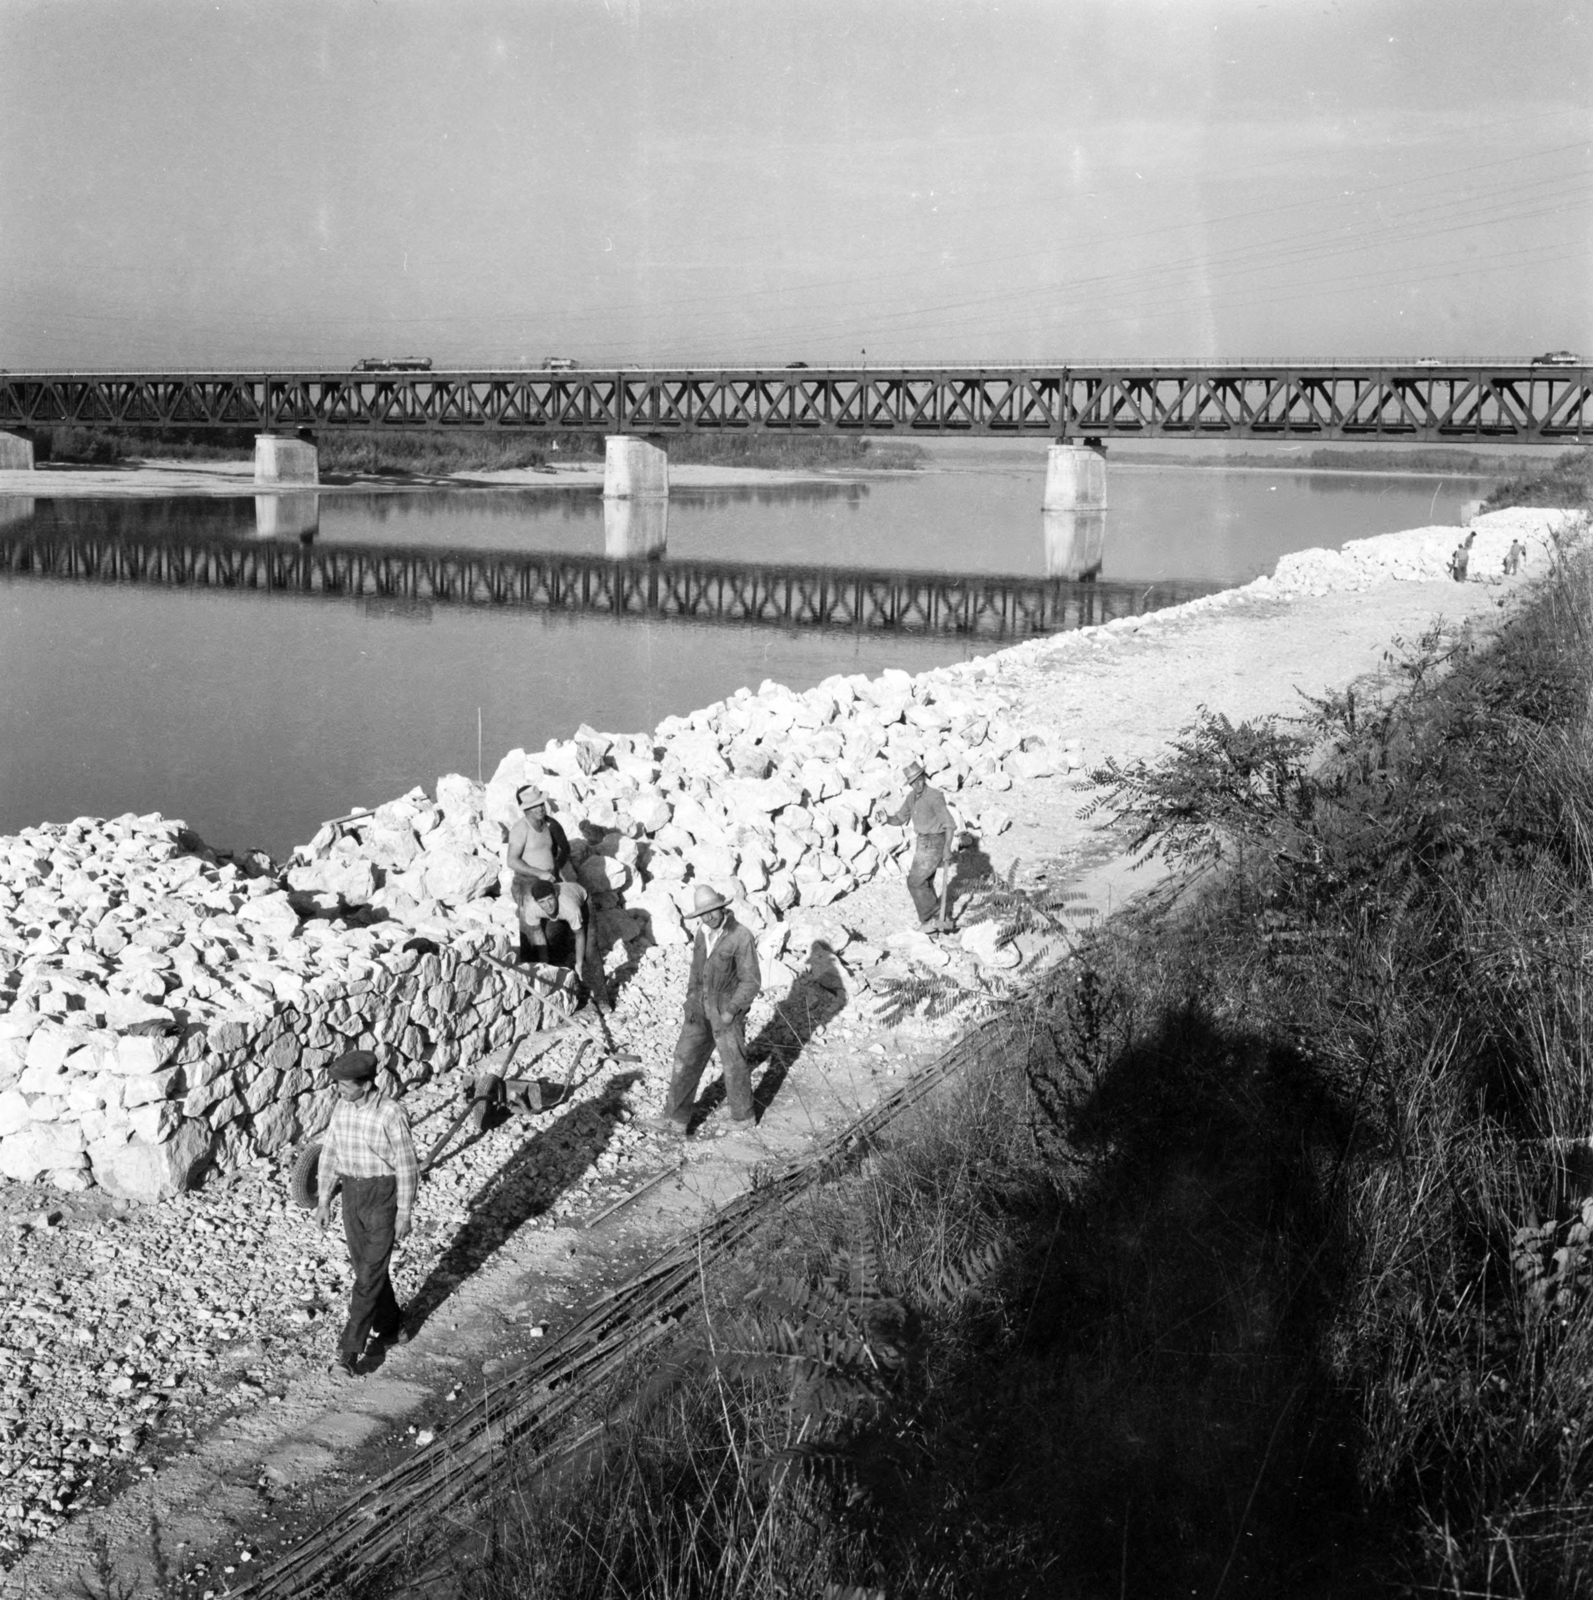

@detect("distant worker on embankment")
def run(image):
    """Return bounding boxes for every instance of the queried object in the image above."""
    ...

[879,760,958,934]
[653,885,762,1137]
[1448,530,1477,582]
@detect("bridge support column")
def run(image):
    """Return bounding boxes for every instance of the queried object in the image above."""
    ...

[0,432,35,471]
[254,492,321,541]
[254,435,319,486]
[603,435,668,501]
[604,497,669,560]
[1042,441,1107,579]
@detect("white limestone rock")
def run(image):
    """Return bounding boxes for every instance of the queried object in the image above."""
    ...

[422,850,498,905]
[0,1123,87,1183]
[91,1119,213,1202]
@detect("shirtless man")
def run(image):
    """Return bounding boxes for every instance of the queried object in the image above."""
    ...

[505,785,575,886]
[505,786,577,961]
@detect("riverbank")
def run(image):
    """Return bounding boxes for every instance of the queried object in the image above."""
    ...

[0,506,1576,1593]
[29,428,926,480]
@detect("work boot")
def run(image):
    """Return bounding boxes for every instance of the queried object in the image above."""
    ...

[646,1112,690,1138]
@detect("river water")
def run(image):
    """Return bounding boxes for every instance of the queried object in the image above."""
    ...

[1,450,1488,857]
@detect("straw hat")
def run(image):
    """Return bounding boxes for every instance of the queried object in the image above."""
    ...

[904,762,927,784]
[683,884,730,918]
[516,785,547,808]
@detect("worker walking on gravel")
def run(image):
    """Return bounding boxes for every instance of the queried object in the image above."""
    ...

[315,1049,419,1380]
[653,885,762,1137]
[880,761,957,932]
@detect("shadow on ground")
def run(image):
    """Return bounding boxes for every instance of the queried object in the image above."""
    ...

[397,1071,641,1334]
[841,999,1372,1599]
[685,944,850,1127]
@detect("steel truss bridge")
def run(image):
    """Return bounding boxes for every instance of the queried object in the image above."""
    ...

[0,516,1216,639]
[2,363,1589,442]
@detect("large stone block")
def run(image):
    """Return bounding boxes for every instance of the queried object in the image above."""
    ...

[250,1101,301,1154]
[0,1089,33,1138]
[129,1101,181,1142]
[24,1022,80,1076]
[0,1123,86,1182]
[93,1119,214,1201]
[423,849,497,904]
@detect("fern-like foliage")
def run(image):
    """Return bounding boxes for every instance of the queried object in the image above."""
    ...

[1081,705,1317,871]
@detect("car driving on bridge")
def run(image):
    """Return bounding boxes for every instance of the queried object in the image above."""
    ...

[353,356,434,372]
[1531,350,1580,367]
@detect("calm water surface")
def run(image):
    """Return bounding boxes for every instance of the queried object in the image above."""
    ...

[1,453,1487,856]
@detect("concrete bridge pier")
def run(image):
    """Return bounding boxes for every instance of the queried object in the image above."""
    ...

[254,435,319,486]
[603,435,669,502]
[0,432,36,471]
[604,496,668,560]
[254,492,321,541]
[1042,440,1107,580]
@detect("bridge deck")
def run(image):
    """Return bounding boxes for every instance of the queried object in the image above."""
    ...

[2,365,1589,442]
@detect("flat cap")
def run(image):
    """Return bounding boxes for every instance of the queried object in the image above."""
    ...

[329,1048,378,1083]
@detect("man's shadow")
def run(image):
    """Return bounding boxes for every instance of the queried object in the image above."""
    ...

[380,1070,642,1348]
[945,830,995,923]
[691,942,850,1124]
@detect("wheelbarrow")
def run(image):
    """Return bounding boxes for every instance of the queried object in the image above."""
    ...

[466,1036,598,1130]
[288,1037,603,1211]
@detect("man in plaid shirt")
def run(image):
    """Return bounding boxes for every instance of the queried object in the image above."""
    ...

[315,1049,419,1379]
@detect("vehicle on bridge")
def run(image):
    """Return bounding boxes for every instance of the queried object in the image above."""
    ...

[352,356,434,372]
[1531,350,1580,367]
[541,356,579,371]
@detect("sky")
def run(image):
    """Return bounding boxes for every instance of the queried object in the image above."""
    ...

[1,0,1589,370]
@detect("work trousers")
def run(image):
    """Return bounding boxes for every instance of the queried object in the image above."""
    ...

[339,1174,403,1363]
[665,1009,754,1125]
[519,916,575,969]
[906,833,948,925]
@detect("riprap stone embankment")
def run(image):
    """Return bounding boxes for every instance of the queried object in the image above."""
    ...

[0,673,1067,1203]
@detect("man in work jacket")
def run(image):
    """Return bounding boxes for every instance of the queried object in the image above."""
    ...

[655,884,762,1136]
[315,1049,419,1380]
[882,761,958,930]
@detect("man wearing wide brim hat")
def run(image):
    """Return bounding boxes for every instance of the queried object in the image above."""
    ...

[315,1049,419,1379]
[653,884,762,1137]
[880,760,957,932]
[505,784,577,963]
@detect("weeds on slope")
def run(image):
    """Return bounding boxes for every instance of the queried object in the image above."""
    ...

[380,548,1593,1598]
[1482,449,1593,514]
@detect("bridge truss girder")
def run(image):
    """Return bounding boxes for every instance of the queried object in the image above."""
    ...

[0,518,1218,639]
[1,366,1589,442]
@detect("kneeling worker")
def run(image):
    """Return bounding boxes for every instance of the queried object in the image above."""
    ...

[655,885,762,1136]
[315,1049,419,1380]
[881,761,957,932]
[520,876,590,992]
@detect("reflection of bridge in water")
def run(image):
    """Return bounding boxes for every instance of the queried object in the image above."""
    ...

[0,502,1217,638]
